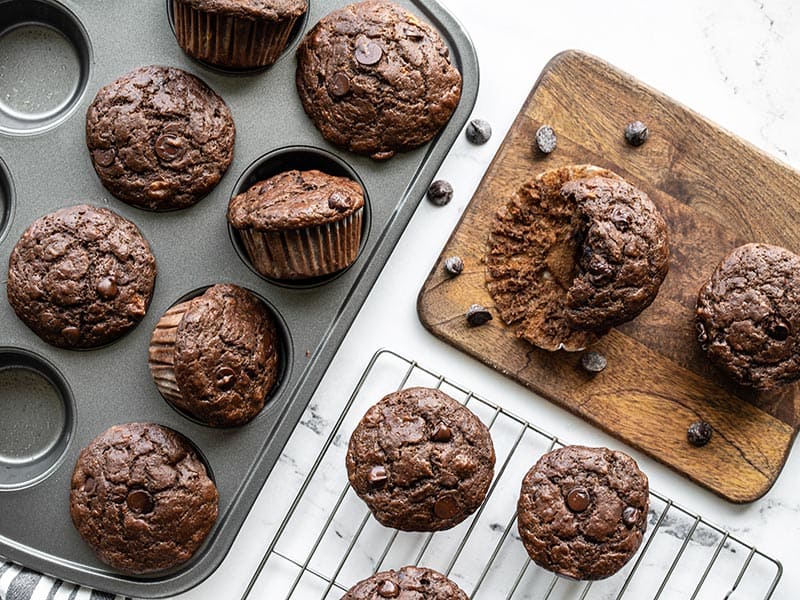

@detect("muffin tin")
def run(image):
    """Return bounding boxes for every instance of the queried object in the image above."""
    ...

[0,0,477,597]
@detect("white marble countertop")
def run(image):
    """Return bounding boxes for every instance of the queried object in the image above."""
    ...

[172,1,800,598]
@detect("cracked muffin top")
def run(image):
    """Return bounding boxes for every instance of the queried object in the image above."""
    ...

[6,204,156,349]
[86,65,235,210]
[517,445,649,580]
[346,387,495,532]
[69,423,218,574]
[295,0,462,161]
[696,243,800,389]
[341,565,469,599]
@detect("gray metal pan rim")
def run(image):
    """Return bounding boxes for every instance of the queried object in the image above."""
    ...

[0,155,15,244]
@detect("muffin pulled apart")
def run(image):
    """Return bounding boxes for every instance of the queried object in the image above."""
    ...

[486,165,669,351]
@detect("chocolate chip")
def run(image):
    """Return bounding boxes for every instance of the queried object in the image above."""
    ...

[61,326,81,344]
[96,276,118,299]
[330,72,351,97]
[155,133,185,162]
[126,489,154,514]
[766,320,790,342]
[378,580,400,598]
[368,465,388,486]
[535,125,557,154]
[611,205,634,231]
[434,496,459,519]
[83,477,96,494]
[580,351,607,374]
[687,421,713,446]
[427,180,453,206]
[466,304,492,327]
[215,367,236,391]
[622,506,639,528]
[465,119,492,145]
[624,121,649,146]
[355,37,382,65]
[444,256,464,276]
[92,148,115,167]
[566,487,590,512]
[403,26,424,40]
[328,191,351,211]
[431,422,452,442]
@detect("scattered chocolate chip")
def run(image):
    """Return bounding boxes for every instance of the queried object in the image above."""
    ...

[354,37,383,65]
[465,119,492,145]
[126,489,154,514]
[154,133,185,162]
[433,496,459,519]
[535,125,557,154]
[215,367,236,391]
[92,148,115,167]
[687,421,713,446]
[83,477,96,494]
[566,487,590,512]
[624,121,649,146]
[329,72,351,97]
[328,191,351,211]
[580,351,607,373]
[427,180,453,206]
[378,580,400,598]
[96,276,118,299]
[368,465,388,486]
[466,304,492,327]
[622,506,639,528]
[431,422,452,442]
[444,256,464,276]
[61,326,81,344]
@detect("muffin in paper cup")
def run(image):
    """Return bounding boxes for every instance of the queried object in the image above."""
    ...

[228,169,366,280]
[172,0,307,69]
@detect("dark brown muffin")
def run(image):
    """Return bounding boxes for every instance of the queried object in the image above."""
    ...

[696,243,800,389]
[486,165,669,351]
[296,0,462,160]
[228,169,365,279]
[6,204,156,349]
[86,65,235,210]
[149,284,280,427]
[346,387,495,532]
[69,423,218,574]
[341,566,468,600]
[172,0,307,69]
[517,445,649,581]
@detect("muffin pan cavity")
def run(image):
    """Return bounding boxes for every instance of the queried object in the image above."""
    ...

[0,0,91,135]
[0,157,13,243]
[228,145,372,289]
[0,348,74,491]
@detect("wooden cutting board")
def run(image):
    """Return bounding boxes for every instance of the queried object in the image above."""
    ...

[417,50,800,503]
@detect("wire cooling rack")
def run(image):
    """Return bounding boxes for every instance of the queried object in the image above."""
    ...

[241,349,782,600]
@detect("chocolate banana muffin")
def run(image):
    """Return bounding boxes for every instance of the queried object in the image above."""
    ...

[346,387,495,532]
[69,423,218,574]
[517,445,649,581]
[86,65,235,210]
[341,566,469,600]
[296,0,462,160]
[149,284,280,427]
[696,243,800,389]
[228,169,364,279]
[6,204,156,349]
[486,165,669,351]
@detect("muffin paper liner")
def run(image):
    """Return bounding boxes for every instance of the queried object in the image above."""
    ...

[148,300,192,404]
[239,209,363,280]
[173,0,299,69]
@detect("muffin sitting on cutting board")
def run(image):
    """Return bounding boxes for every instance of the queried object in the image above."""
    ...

[486,165,669,351]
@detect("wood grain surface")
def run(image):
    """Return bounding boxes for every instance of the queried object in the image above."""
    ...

[417,50,800,503]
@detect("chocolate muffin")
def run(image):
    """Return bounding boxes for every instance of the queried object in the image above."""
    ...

[517,445,649,581]
[486,165,669,351]
[70,423,218,574]
[296,0,462,160]
[346,387,495,532]
[149,284,280,427]
[341,566,468,599]
[228,169,364,279]
[86,65,235,210]
[6,204,156,349]
[696,243,800,389]
[172,0,307,69]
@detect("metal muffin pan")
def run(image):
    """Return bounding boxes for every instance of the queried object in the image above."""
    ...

[0,0,478,597]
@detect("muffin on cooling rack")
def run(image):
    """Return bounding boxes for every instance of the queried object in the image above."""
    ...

[341,565,468,599]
